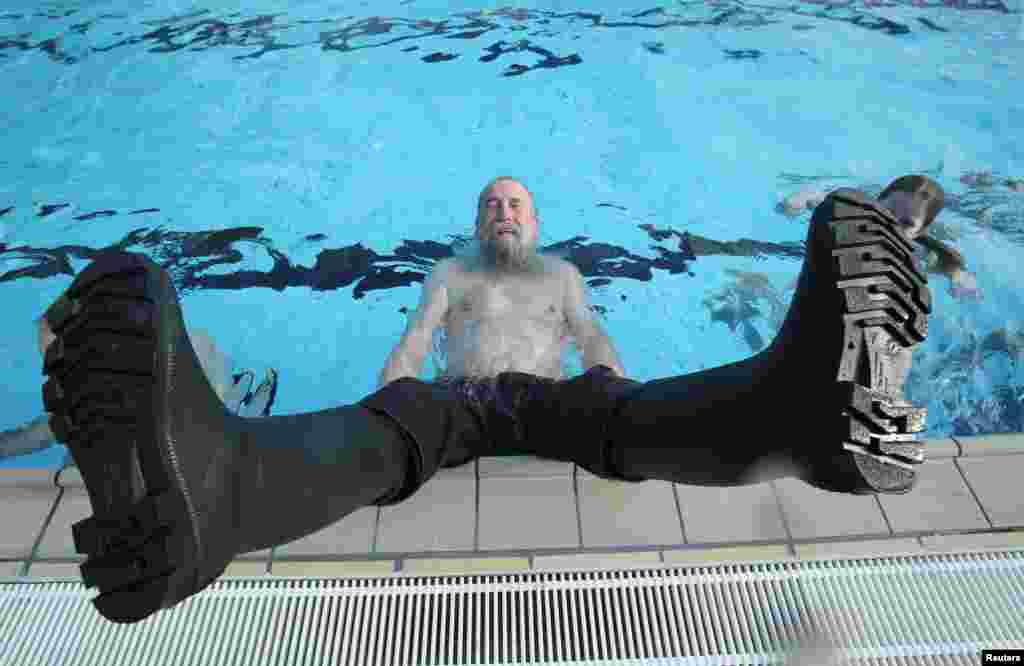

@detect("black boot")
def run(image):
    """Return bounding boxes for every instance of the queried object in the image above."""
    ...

[606,189,931,494]
[40,251,443,624]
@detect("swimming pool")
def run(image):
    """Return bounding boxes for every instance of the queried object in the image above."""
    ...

[1,0,1022,473]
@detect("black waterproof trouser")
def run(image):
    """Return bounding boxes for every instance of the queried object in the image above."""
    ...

[359,364,646,506]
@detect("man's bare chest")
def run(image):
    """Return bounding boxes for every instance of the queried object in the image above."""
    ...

[445,276,565,329]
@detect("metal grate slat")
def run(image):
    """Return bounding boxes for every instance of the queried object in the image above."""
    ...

[3,550,1024,665]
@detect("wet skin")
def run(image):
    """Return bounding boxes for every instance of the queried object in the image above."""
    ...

[379,178,624,387]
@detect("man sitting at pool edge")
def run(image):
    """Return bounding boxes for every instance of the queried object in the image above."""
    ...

[36,174,937,624]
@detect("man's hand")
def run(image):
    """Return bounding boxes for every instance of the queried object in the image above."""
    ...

[584,358,626,380]
[38,317,55,360]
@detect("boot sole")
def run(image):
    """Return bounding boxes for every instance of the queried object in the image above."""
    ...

[825,189,932,494]
[41,252,206,623]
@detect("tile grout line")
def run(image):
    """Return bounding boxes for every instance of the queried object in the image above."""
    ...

[572,464,583,549]
[873,493,896,537]
[671,483,687,545]
[371,505,381,555]
[952,456,995,529]
[473,458,480,553]
[22,486,65,576]
[769,480,797,558]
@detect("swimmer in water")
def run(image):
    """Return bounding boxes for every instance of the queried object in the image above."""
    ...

[875,175,983,302]
[380,177,623,386]
[37,175,933,623]
[781,176,980,301]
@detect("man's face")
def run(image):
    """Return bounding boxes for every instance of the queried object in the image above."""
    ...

[476,179,540,273]
[880,190,927,240]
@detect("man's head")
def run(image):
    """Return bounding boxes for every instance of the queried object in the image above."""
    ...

[472,176,544,275]
[877,175,945,240]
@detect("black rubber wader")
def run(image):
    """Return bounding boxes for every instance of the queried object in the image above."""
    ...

[41,253,418,623]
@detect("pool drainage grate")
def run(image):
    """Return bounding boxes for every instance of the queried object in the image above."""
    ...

[2,550,1023,665]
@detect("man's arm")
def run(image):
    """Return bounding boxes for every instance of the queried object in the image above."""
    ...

[378,259,452,388]
[562,262,626,377]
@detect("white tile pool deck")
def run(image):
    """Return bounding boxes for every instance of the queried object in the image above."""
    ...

[2,434,1023,582]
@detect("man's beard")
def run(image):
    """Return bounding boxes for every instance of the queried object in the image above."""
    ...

[479,234,542,275]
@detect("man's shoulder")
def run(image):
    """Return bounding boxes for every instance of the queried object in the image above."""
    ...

[551,256,583,285]
[536,254,574,275]
[433,257,472,294]
[437,256,470,279]
[431,256,464,278]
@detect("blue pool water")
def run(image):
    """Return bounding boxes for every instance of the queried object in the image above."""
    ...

[1,0,1022,470]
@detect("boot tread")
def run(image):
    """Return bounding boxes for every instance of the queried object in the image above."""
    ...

[41,252,207,624]
[826,190,932,494]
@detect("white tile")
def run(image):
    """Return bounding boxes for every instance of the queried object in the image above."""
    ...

[479,477,578,551]
[271,560,395,578]
[674,482,788,543]
[222,561,269,577]
[403,557,531,575]
[24,562,83,579]
[478,456,573,479]
[920,530,1024,553]
[878,460,989,533]
[662,545,793,566]
[271,506,378,557]
[957,456,1024,528]
[377,473,475,553]
[795,538,924,560]
[1,487,59,559]
[34,489,91,559]
[773,478,889,540]
[38,487,274,561]
[577,473,682,548]
[533,551,662,572]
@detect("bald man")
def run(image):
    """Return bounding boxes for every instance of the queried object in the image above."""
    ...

[36,176,932,623]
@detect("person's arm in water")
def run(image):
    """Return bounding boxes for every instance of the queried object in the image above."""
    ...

[15,317,249,465]
[0,414,56,461]
[563,262,626,377]
[915,235,984,301]
[0,317,64,461]
[378,259,453,388]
